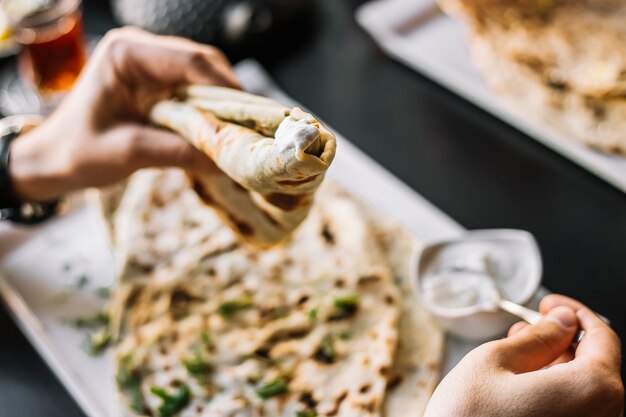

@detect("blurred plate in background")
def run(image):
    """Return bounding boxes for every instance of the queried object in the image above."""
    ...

[357,0,626,195]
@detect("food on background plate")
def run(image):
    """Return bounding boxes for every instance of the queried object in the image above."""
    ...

[0,7,16,56]
[150,87,336,248]
[97,168,442,417]
[439,0,626,154]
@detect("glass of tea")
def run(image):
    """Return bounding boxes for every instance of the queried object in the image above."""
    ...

[5,0,86,108]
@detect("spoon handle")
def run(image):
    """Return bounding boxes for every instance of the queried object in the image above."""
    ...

[498,299,543,325]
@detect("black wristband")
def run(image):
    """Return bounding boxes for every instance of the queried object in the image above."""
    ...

[0,121,59,225]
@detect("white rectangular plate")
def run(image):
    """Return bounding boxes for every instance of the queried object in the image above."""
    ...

[0,60,489,417]
[356,0,626,194]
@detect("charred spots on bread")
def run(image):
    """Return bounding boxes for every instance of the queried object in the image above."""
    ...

[259,305,291,321]
[191,179,214,204]
[517,55,547,74]
[125,285,144,309]
[264,192,311,211]
[239,118,260,131]
[585,97,607,121]
[313,334,338,364]
[150,193,166,208]
[321,222,335,245]
[252,346,271,360]
[334,278,345,288]
[296,294,310,306]
[326,391,348,416]
[546,78,569,92]
[299,391,319,409]
[183,218,200,229]
[199,243,239,263]
[227,214,254,236]
[386,375,403,390]
[357,275,381,286]
[384,293,396,305]
[359,400,377,413]
[170,289,202,320]
[359,383,372,394]
[267,327,310,346]
[128,258,154,275]
[277,174,321,186]
[328,295,360,321]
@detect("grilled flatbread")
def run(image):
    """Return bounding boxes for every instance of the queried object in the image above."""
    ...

[150,87,336,247]
[107,169,442,417]
[440,0,626,153]
[366,215,443,417]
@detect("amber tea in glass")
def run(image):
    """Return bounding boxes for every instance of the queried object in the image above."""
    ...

[9,0,86,95]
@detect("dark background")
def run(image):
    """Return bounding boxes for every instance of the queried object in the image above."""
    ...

[1,0,625,416]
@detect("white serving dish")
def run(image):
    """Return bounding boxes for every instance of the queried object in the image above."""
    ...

[0,60,546,416]
[356,0,626,195]
[411,229,542,340]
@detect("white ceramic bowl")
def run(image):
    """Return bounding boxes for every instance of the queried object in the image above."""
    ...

[411,229,542,341]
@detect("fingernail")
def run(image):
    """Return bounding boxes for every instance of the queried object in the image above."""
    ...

[544,306,577,328]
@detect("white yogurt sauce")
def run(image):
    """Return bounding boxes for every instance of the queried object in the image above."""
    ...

[274,113,320,153]
[423,270,498,310]
[421,242,530,312]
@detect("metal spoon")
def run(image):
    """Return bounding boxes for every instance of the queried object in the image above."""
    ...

[486,278,590,347]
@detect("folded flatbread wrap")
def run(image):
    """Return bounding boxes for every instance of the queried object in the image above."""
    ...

[150,87,336,247]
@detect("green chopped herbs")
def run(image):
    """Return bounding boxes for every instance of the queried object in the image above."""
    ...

[82,328,110,356]
[333,294,360,308]
[150,384,191,417]
[256,378,289,399]
[308,307,318,321]
[70,309,111,356]
[199,331,212,349]
[296,411,318,417]
[335,330,351,340]
[65,311,109,328]
[182,356,212,378]
[95,287,111,299]
[218,297,253,318]
[182,332,213,384]
[75,275,90,289]
[269,305,291,320]
[313,334,337,364]
[117,356,146,414]
[331,295,360,320]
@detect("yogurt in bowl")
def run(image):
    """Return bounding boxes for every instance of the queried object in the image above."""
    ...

[411,229,542,341]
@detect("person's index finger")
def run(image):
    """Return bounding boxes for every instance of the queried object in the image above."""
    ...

[574,307,621,372]
[105,27,240,90]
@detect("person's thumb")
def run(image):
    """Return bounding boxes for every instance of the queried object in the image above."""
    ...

[494,306,578,373]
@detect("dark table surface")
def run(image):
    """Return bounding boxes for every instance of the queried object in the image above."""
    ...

[2,0,625,416]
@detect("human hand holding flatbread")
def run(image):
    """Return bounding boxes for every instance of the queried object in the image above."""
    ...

[150,86,337,247]
[9,27,238,203]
